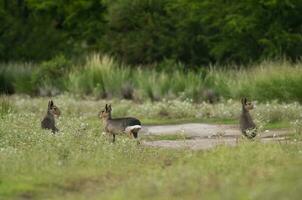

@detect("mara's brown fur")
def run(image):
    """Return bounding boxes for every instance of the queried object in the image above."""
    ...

[99,104,141,142]
[41,100,61,133]
[239,97,257,138]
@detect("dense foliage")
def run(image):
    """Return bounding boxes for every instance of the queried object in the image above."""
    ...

[1,0,302,65]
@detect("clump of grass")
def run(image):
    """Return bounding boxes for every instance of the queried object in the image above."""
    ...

[67,54,132,98]
[0,63,35,94]
[31,54,72,96]
[66,55,208,101]
[230,60,302,102]
[0,97,13,117]
[0,66,15,94]
[291,119,302,137]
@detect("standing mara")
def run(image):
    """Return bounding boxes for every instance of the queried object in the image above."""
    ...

[99,104,141,142]
[41,100,61,133]
[240,97,257,138]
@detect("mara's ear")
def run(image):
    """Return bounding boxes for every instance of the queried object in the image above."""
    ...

[105,104,108,111]
[108,104,112,112]
[241,97,247,105]
[48,100,54,109]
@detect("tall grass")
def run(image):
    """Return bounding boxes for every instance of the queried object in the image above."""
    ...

[67,54,206,101]
[225,61,302,102]
[1,55,302,102]
[67,55,132,98]
[0,63,34,94]
[0,97,12,117]
[67,56,302,102]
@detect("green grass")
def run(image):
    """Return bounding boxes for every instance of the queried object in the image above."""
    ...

[142,116,240,125]
[2,55,302,103]
[263,121,291,130]
[1,137,302,199]
[143,118,291,131]
[64,58,302,103]
[0,63,34,94]
[0,97,12,117]
[1,96,302,199]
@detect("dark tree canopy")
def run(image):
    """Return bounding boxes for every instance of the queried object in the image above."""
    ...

[0,0,301,66]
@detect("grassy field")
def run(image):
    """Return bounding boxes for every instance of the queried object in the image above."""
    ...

[1,95,302,199]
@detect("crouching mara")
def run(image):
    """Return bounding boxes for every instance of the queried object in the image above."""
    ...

[99,104,142,142]
[240,97,257,139]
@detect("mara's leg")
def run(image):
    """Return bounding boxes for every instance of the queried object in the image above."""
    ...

[132,131,138,139]
[112,134,116,143]
[127,131,133,139]
[54,126,59,133]
[103,131,111,142]
[132,131,141,145]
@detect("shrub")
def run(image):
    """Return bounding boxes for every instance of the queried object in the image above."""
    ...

[31,55,72,96]
[0,97,13,117]
[0,63,34,94]
[0,67,15,94]
[67,54,129,98]
[234,61,302,103]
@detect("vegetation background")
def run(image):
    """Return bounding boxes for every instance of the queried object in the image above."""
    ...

[1,0,302,103]
[1,1,302,199]
[1,0,302,65]
[2,1,301,135]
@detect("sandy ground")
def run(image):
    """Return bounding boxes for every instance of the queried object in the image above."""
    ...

[140,123,290,150]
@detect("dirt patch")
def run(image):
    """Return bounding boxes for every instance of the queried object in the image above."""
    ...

[140,123,290,150]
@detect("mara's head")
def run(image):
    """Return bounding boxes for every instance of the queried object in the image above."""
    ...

[48,100,61,117]
[241,97,254,111]
[98,104,112,119]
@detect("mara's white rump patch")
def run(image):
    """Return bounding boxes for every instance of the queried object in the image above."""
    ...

[125,125,142,132]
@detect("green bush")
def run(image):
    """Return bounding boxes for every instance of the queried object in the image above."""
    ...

[31,55,72,95]
[13,66,36,94]
[0,97,13,117]
[67,55,130,98]
[0,67,15,94]
[233,61,302,103]
[0,63,34,94]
